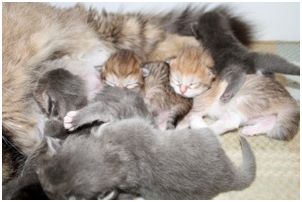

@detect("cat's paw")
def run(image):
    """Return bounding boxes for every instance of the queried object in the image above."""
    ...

[166,122,176,130]
[220,91,234,103]
[64,111,80,131]
[240,126,258,136]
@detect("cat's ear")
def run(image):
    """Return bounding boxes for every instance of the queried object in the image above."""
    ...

[142,67,150,77]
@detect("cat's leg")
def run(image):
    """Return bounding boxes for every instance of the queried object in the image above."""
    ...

[208,114,242,135]
[241,115,277,136]
[63,102,113,131]
[166,103,192,130]
[220,65,247,103]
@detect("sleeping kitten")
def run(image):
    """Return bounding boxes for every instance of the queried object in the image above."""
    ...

[99,49,146,93]
[170,47,299,140]
[141,61,192,129]
[191,10,300,103]
[38,118,256,200]
[63,86,154,131]
[100,50,192,129]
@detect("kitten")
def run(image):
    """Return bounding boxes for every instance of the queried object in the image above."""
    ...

[33,68,88,138]
[100,49,145,93]
[37,118,256,200]
[191,10,300,103]
[100,50,192,129]
[63,86,154,131]
[170,47,299,140]
[141,61,192,129]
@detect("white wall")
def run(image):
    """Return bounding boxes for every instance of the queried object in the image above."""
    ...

[50,2,300,41]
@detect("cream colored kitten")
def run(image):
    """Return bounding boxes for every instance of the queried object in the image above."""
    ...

[169,47,299,141]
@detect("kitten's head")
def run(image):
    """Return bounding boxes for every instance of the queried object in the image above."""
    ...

[100,50,146,92]
[141,61,170,87]
[169,47,215,98]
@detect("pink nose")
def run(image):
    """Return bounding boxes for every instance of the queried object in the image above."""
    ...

[180,85,188,94]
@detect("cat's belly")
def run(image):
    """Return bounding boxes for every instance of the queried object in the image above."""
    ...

[206,100,227,119]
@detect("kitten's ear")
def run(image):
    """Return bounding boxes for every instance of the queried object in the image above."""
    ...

[142,68,150,77]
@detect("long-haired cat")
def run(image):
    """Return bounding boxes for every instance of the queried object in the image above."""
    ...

[191,9,300,103]
[170,47,299,140]
[36,118,255,199]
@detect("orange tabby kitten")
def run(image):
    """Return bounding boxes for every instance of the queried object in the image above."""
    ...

[169,47,299,141]
[100,50,146,93]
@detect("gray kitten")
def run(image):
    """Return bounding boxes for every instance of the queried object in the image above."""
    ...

[34,68,88,120]
[37,118,256,200]
[33,68,88,138]
[64,86,155,131]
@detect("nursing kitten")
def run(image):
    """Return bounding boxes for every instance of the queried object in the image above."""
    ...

[191,10,300,103]
[64,86,154,131]
[170,48,299,140]
[100,50,192,129]
[100,50,145,93]
[33,68,88,138]
[142,62,192,129]
[37,118,256,200]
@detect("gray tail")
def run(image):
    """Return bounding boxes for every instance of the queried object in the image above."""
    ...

[267,105,299,141]
[253,52,300,75]
[232,137,256,190]
[156,5,254,47]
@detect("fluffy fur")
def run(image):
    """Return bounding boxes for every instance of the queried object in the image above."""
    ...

[142,61,193,129]
[171,50,299,140]
[37,118,255,199]
[100,50,145,92]
[63,86,154,131]
[191,10,300,102]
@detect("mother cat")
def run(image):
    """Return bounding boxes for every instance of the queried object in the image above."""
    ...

[3,3,253,158]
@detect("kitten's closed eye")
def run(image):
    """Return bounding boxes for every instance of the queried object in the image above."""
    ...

[105,80,116,87]
[126,83,139,89]
[188,82,202,89]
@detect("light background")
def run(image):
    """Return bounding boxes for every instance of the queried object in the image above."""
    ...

[49,2,300,41]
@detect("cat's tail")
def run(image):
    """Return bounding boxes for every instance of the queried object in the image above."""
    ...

[267,104,299,141]
[156,5,254,47]
[231,137,256,190]
[251,52,300,75]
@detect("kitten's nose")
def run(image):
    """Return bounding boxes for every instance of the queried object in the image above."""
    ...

[180,85,188,94]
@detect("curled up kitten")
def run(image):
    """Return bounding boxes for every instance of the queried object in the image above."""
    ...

[191,9,300,103]
[169,47,299,140]
[141,61,192,129]
[99,49,192,129]
[37,118,256,199]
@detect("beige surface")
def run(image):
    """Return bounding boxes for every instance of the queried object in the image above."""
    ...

[214,131,300,200]
[215,41,300,200]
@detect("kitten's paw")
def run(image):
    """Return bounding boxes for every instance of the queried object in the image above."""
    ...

[64,111,79,131]
[241,126,258,136]
[220,91,234,103]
